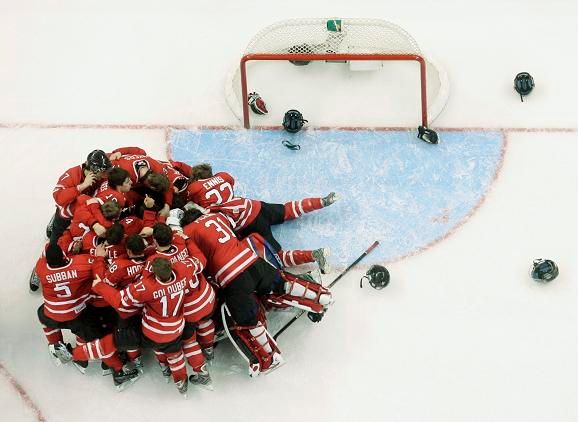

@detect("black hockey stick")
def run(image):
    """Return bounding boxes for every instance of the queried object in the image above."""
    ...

[273,240,380,340]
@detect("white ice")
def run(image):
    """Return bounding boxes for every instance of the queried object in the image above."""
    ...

[0,1,577,422]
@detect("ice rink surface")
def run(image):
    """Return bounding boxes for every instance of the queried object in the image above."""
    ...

[0,1,577,421]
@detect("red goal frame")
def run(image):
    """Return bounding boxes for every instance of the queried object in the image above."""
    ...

[240,53,428,129]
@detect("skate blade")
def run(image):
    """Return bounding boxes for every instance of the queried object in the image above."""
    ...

[193,381,214,392]
[262,359,286,376]
[115,375,140,392]
[249,359,286,378]
[73,363,88,375]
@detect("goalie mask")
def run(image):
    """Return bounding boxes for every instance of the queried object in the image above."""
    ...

[248,92,268,115]
[531,259,559,283]
[282,109,308,133]
[514,72,534,101]
[360,265,390,290]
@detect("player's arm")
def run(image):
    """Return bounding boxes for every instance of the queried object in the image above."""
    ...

[185,237,207,269]
[52,167,90,207]
[110,146,147,159]
[92,273,149,310]
[169,160,193,178]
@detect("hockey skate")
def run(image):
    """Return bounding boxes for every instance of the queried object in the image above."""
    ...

[175,378,188,398]
[29,269,40,292]
[131,356,144,374]
[113,363,141,392]
[48,342,73,366]
[101,361,113,376]
[189,364,214,391]
[45,214,55,239]
[159,362,172,383]
[73,360,89,374]
[312,248,331,274]
[249,352,284,377]
[202,346,214,362]
[321,192,339,207]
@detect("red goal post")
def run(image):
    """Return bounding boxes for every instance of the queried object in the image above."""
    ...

[226,18,449,131]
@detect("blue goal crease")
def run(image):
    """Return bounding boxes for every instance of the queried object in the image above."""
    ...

[169,128,504,267]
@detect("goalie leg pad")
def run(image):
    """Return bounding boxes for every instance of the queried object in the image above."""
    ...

[222,303,282,377]
[270,272,334,313]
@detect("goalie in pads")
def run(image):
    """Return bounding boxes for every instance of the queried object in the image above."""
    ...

[181,210,334,376]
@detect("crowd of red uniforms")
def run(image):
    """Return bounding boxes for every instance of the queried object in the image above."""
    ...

[34,146,338,396]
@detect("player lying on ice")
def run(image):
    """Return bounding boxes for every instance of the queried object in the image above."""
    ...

[171,161,338,273]
[180,209,334,377]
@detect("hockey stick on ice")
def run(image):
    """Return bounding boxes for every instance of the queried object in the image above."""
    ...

[273,240,380,340]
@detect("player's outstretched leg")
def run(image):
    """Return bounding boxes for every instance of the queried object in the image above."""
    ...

[278,248,331,274]
[283,192,339,221]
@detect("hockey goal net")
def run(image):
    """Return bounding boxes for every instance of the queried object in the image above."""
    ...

[225,18,449,130]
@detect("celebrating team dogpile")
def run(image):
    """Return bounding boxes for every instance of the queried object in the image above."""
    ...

[31,147,338,396]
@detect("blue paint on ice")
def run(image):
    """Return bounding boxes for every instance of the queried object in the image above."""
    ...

[170,128,504,267]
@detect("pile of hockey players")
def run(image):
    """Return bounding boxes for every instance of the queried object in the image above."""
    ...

[32,147,338,396]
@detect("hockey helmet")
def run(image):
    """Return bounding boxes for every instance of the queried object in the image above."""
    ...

[360,264,390,290]
[86,149,112,174]
[514,72,534,101]
[248,92,268,115]
[282,109,308,133]
[531,259,559,283]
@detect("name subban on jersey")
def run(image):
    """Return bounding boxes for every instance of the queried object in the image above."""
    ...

[45,269,79,283]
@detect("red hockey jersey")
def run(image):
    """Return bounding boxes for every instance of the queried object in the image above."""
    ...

[185,172,236,208]
[94,260,191,343]
[182,213,258,288]
[36,254,96,322]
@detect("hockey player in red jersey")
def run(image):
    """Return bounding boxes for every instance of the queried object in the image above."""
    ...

[109,147,181,210]
[144,222,216,387]
[31,150,112,292]
[181,209,284,376]
[92,236,147,370]
[35,241,105,362]
[48,150,112,242]
[95,166,133,208]
[181,209,335,376]
[93,257,192,396]
[181,162,337,274]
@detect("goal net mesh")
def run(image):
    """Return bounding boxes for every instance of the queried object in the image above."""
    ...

[226,18,449,129]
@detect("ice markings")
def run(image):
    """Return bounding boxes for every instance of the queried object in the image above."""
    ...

[171,128,504,265]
